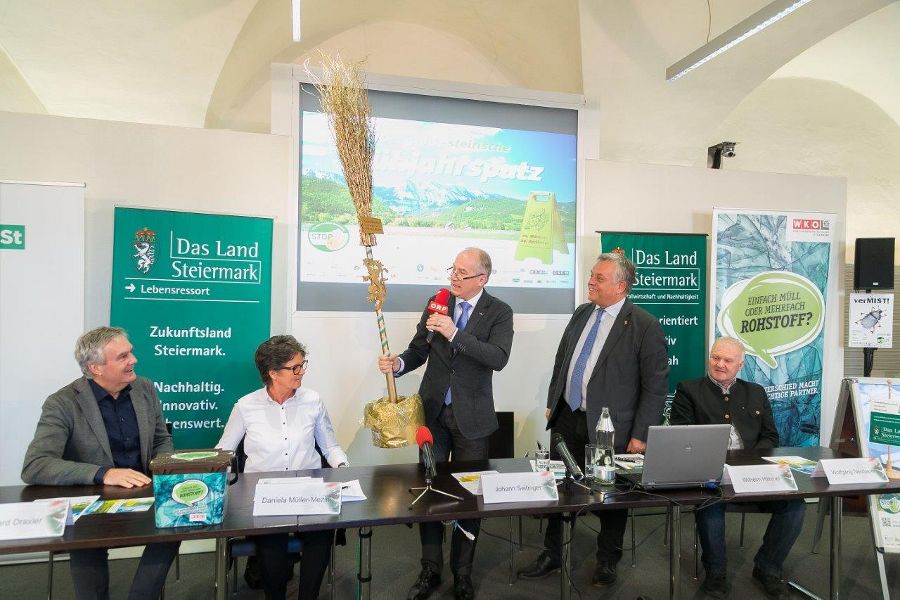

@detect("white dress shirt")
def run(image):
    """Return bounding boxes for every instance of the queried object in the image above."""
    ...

[564,297,626,410]
[216,386,349,473]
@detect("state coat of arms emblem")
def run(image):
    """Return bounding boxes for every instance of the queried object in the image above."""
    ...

[132,227,157,274]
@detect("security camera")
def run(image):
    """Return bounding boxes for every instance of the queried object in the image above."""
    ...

[707,141,738,169]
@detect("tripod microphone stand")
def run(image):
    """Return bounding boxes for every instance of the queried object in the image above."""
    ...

[409,464,463,508]
[557,465,591,493]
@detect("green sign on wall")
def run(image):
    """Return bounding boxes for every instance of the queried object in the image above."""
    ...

[110,208,272,448]
[600,232,708,422]
[0,224,25,249]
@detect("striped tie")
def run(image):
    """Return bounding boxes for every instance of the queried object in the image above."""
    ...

[568,308,603,411]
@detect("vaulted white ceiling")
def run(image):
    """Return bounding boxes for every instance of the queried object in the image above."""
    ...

[0,0,258,126]
[0,0,898,153]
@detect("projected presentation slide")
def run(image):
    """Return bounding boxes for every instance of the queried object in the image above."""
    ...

[297,90,578,313]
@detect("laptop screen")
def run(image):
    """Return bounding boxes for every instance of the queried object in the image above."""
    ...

[639,424,731,489]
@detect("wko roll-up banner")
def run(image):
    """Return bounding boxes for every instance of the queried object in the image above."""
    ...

[712,209,835,446]
[111,208,272,448]
[600,232,707,422]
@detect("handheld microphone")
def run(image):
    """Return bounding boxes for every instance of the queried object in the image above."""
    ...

[551,432,584,481]
[425,288,451,343]
[416,426,438,480]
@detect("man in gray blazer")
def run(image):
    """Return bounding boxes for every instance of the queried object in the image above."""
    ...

[518,252,669,586]
[22,326,178,600]
[379,247,514,600]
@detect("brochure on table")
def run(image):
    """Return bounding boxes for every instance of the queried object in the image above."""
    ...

[34,495,100,525]
[452,471,500,495]
[761,456,817,476]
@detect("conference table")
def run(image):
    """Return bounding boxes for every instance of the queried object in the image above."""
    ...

[1,447,898,600]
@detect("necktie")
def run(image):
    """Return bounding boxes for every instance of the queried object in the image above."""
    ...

[455,301,471,331]
[568,308,603,411]
[444,302,471,405]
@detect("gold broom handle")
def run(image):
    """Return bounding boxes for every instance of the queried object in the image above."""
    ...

[385,371,398,403]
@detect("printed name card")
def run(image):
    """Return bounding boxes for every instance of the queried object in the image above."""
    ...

[253,481,341,516]
[481,471,558,504]
[813,458,888,485]
[0,499,68,541]
[726,464,798,494]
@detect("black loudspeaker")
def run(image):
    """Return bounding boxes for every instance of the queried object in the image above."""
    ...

[854,238,894,289]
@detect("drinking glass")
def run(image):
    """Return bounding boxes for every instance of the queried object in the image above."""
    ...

[534,449,550,472]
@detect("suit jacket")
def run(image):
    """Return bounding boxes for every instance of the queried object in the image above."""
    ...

[546,299,669,451]
[397,290,514,440]
[21,376,173,485]
[670,376,779,449]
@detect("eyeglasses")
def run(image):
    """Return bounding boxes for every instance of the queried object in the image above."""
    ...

[447,267,486,281]
[277,359,309,375]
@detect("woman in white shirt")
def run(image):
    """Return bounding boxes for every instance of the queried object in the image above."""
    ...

[218,335,348,600]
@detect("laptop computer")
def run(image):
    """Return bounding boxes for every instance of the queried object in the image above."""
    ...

[619,424,731,490]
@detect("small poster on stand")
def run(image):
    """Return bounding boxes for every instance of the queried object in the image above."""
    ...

[849,293,893,349]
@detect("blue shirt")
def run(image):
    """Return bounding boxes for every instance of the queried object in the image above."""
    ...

[89,379,142,484]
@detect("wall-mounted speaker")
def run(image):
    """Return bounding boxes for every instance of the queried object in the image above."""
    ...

[854,238,894,290]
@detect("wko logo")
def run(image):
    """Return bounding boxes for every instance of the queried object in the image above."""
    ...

[792,218,830,231]
[0,224,25,250]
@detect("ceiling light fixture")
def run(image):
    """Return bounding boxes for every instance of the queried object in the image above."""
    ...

[292,0,302,42]
[666,0,814,82]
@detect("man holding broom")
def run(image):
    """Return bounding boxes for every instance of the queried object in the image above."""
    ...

[379,247,514,600]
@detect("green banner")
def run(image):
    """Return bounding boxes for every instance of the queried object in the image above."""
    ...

[110,208,272,448]
[600,232,707,422]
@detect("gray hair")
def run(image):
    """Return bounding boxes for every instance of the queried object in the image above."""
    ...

[255,335,307,386]
[75,327,128,378]
[462,247,492,280]
[596,252,637,293]
[711,336,746,360]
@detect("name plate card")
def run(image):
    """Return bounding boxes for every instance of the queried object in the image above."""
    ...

[253,481,341,516]
[726,464,798,494]
[0,500,68,541]
[481,471,558,504]
[813,458,889,484]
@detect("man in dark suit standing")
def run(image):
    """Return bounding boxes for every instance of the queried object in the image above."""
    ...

[670,337,804,600]
[518,252,669,586]
[379,247,514,600]
[22,327,178,600]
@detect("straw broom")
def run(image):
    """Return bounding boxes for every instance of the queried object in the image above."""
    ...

[308,55,423,447]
